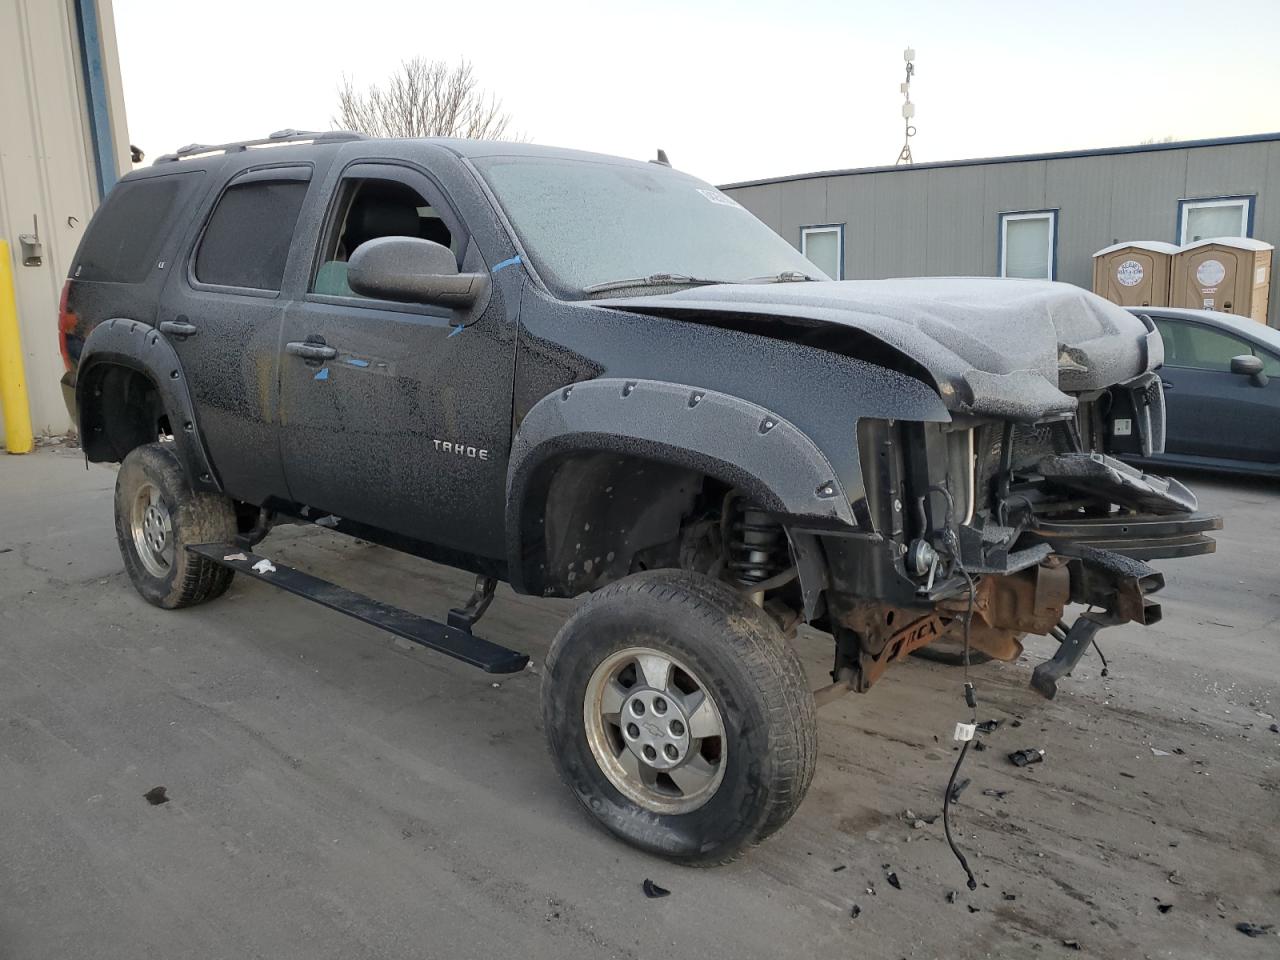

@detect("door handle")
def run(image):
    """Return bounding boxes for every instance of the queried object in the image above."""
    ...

[286,341,338,361]
[159,319,198,339]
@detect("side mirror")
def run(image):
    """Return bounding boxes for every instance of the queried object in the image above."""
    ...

[347,236,488,308]
[1230,354,1268,386]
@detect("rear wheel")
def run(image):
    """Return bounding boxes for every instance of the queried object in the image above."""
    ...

[542,570,817,864]
[114,442,237,609]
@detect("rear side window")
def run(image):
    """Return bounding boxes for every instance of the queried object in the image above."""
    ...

[75,173,197,282]
[194,176,309,291]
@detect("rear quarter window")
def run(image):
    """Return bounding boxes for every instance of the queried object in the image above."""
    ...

[74,172,202,283]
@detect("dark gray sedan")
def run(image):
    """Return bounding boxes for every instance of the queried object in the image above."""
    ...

[1128,306,1280,477]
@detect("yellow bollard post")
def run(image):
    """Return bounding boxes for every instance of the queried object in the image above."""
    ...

[0,239,35,454]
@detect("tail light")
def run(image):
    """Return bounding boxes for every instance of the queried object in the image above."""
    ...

[58,280,77,372]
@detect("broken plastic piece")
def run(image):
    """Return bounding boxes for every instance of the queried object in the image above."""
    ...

[1236,922,1273,938]
[251,558,276,575]
[975,719,1001,734]
[849,904,861,919]
[982,788,1010,799]
[223,552,248,562]
[314,515,340,528]
[886,871,901,890]
[1008,748,1045,767]
[642,879,670,899]
[143,786,169,806]
[1062,939,1082,950]
[1150,747,1173,757]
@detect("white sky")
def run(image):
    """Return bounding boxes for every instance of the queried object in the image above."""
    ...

[113,0,1280,186]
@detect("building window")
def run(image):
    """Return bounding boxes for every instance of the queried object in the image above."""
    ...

[1178,196,1253,244]
[800,224,844,280]
[999,210,1057,280]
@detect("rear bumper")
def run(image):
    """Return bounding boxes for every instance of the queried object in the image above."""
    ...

[60,372,77,427]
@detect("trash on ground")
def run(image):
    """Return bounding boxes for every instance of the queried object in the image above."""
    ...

[1157,902,1173,914]
[251,558,276,574]
[1167,870,1185,885]
[143,786,169,805]
[946,890,958,903]
[947,777,971,803]
[1236,922,1274,938]
[849,904,861,919]
[982,788,1010,799]
[1009,748,1045,767]
[315,515,340,528]
[223,552,247,562]
[1002,891,1017,901]
[1062,939,1082,950]
[1270,723,1279,734]
[967,904,980,913]
[1151,747,1173,757]
[642,879,671,899]
[832,864,847,873]
[886,871,902,890]
[975,719,1002,734]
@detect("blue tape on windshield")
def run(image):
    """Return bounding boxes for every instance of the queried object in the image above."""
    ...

[492,255,522,274]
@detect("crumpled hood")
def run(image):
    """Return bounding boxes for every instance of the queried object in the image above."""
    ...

[596,277,1162,421]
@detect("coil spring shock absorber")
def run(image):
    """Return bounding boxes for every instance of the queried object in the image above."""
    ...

[722,493,791,598]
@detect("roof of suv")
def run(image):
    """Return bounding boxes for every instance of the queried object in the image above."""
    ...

[152,130,669,173]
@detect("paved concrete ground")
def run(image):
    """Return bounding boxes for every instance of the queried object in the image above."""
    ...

[1,446,1277,960]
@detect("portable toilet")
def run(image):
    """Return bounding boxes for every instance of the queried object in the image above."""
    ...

[1171,237,1274,322]
[1091,241,1178,307]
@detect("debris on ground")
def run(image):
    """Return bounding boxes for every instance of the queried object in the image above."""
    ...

[1236,922,1274,937]
[973,740,988,752]
[251,558,276,575]
[849,904,861,919]
[832,865,847,873]
[1157,902,1173,914]
[642,879,670,899]
[143,786,169,805]
[1002,891,1017,901]
[947,778,971,803]
[1061,938,1082,950]
[886,871,902,891]
[975,719,1002,734]
[1270,723,1279,734]
[1009,748,1045,767]
[982,788,1010,799]
[223,552,248,562]
[1151,747,1174,757]
[946,890,958,903]
[315,515,340,528]
[1167,870,1185,885]
[967,904,980,913]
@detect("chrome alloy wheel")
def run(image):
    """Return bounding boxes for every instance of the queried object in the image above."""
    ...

[584,646,727,814]
[130,481,174,578]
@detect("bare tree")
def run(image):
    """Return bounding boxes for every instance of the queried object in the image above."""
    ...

[334,58,520,140]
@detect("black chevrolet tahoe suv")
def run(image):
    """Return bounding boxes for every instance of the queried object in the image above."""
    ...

[61,129,1219,863]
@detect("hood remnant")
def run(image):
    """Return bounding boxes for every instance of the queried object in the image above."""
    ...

[597,277,1161,422]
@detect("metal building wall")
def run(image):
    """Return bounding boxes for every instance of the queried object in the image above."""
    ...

[0,0,129,442]
[723,136,1280,327]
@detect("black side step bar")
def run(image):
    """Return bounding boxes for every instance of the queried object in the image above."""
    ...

[188,543,529,674]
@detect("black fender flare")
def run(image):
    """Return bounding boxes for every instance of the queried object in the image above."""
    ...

[75,318,221,493]
[505,377,855,593]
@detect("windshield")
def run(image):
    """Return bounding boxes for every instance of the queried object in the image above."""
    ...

[474,156,826,297]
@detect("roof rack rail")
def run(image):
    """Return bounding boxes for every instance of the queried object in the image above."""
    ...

[154,129,366,164]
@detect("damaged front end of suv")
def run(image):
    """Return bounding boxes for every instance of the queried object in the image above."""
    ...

[598,277,1220,700]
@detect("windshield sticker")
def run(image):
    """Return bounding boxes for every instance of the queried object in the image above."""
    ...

[697,188,744,209]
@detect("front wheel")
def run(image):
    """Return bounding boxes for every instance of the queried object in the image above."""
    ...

[542,570,817,864]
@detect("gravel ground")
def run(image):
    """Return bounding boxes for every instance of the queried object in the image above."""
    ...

[1,445,1277,959]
